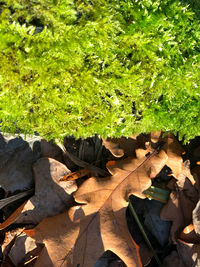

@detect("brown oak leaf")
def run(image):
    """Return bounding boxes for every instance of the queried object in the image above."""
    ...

[25,147,168,267]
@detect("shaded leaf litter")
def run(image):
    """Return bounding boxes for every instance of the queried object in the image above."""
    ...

[0,133,200,266]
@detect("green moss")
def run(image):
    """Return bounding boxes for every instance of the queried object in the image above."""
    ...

[0,0,200,141]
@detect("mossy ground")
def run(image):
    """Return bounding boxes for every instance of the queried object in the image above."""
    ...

[0,0,200,142]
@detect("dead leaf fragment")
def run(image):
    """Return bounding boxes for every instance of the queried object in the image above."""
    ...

[40,139,63,162]
[138,242,153,266]
[193,146,200,158]
[0,134,40,192]
[176,160,198,202]
[150,131,162,144]
[102,135,149,158]
[102,138,124,157]
[193,199,200,236]
[160,190,195,242]
[161,161,199,243]
[1,229,24,267]
[1,229,42,267]
[8,233,42,266]
[191,166,200,193]
[177,160,195,185]
[15,158,77,225]
[163,250,186,267]
[109,259,126,267]
[176,240,200,267]
[179,224,200,244]
[163,134,184,178]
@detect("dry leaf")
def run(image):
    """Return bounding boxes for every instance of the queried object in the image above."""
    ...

[109,259,126,267]
[193,146,200,158]
[191,166,200,193]
[176,160,198,202]
[193,199,200,236]
[40,139,63,162]
[102,135,150,158]
[162,250,186,267]
[25,147,168,267]
[8,233,42,266]
[0,135,40,192]
[160,190,195,242]
[179,224,200,244]
[2,229,24,253]
[177,160,195,185]
[0,258,15,267]
[0,201,28,230]
[15,158,77,225]
[138,242,153,266]
[107,149,168,198]
[62,148,108,177]
[150,131,162,144]
[94,251,119,267]
[161,160,199,243]
[102,138,125,157]
[1,229,24,267]
[1,229,42,267]
[135,142,154,160]
[176,239,200,267]
[163,134,184,178]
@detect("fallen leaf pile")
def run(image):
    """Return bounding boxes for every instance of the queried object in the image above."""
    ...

[1,132,200,266]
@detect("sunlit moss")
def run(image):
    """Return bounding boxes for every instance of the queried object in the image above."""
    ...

[0,0,200,142]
